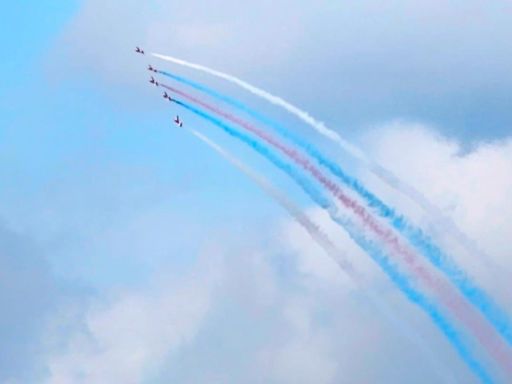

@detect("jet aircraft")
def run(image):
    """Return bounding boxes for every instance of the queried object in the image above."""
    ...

[174,115,183,127]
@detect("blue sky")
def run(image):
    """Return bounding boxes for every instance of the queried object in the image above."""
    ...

[1,1,511,383]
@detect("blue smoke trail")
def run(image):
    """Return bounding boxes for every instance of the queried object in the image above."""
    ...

[169,97,493,383]
[189,129,457,384]
[159,70,512,347]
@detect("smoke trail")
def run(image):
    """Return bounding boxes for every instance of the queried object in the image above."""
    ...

[162,83,512,375]
[169,97,493,383]
[167,85,512,377]
[188,129,353,270]
[187,128,457,383]
[157,73,512,350]
[152,53,502,307]
[152,53,356,151]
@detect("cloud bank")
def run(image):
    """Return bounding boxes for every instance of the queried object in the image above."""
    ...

[30,123,511,383]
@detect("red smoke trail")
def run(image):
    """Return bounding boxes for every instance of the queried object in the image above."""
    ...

[160,83,512,374]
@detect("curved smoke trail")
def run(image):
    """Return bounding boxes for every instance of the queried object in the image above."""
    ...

[188,129,354,271]
[152,53,490,263]
[187,127,457,384]
[152,53,503,305]
[156,72,512,350]
[151,53,356,152]
[161,83,512,376]
[168,97,492,383]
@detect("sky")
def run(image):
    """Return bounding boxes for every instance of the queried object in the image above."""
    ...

[1,1,511,383]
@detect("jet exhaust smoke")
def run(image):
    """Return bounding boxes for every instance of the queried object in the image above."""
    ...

[168,96,493,383]
[156,71,512,352]
[152,53,502,303]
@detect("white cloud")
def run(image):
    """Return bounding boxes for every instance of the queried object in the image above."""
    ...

[362,121,512,302]
[48,0,304,87]
[44,254,222,384]
[14,1,511,381]
[258,334,338,384]
[275,122,512,382]
[255,297,339,384]
[38,122,511,383]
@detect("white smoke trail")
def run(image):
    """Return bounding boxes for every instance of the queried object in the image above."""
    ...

[152,52,496,275]
[152,53,368,161]
[186,127,455,384]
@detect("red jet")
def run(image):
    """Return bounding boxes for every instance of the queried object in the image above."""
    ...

[148,65,157,73]
[149,76,159,86]
[163,92,173,101]
[174,115,183,127]
[135,46,145,54]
